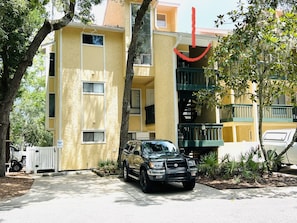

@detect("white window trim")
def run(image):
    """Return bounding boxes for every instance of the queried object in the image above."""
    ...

[82,81,105,95]
[130,88,141,116]
[82,130,106,144]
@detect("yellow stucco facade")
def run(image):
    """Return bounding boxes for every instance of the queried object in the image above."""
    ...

[45,0,296,170]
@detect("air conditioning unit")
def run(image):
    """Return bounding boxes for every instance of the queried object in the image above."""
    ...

[136,132,150,140]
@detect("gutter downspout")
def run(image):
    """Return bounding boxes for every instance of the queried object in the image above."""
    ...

[173,35,182,146]
[58,29,63,171]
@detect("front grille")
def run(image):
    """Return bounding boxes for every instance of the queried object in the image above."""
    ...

[166,160,187,168]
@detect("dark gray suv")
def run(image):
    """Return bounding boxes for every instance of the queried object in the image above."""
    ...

[121,140,197,193]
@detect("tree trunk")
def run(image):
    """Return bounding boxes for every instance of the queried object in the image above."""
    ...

[0,2,75,177]
[277,127,297,158]
[117,0,152,167]
[0,105,11,177]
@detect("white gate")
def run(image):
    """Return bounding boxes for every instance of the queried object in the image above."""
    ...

[26,147,57,174]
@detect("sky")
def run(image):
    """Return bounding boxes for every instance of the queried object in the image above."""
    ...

[176,0,240,31]
[92,0,240,32]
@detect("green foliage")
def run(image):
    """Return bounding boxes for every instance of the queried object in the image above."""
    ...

[194,0,297,165]
[98,160,118,175]
[265,150,283,172]
[198,150,269,183]
[195,0,297,107]
[10,53,53,146]
[198,152,219,179]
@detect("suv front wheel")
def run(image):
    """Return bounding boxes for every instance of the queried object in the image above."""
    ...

[123,163,130,182]
[182,179,196,190]
[139,169,152,193]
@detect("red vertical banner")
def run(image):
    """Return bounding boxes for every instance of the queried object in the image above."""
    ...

[192,7,196,48]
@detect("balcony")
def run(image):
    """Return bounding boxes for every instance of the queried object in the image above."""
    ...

[176,67,216,91]
[263,105,293,122]
[220,104,294,123]
[220,104,253,122]
[178,123,224,148]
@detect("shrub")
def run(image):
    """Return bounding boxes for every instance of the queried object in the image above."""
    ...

[198,152,219,179]
[198,150,268,183]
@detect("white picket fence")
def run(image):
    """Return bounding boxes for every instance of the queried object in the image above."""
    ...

[26,147,58,174]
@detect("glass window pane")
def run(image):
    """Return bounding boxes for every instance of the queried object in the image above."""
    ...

[131,90,140,114]
[82,34,104,46]
[83,132,93,142]
[49,94,55,117]
[93,83,104,93]
[83,83,92,92]
[83,83,104,94]
[131,3,152,65]
[94,132,104,142]
[83,132,104,142]
[49,53,55,76]
[157,14,166,27]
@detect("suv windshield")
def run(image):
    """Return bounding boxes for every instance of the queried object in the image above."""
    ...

[143,141,178,154]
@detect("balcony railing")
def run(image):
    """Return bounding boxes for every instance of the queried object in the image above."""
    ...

[176,67,216,91]
[220,104,294,122]
[145,105,155,124]
[178,123,224,148]
[220,104,253,122]
[262,105,293,122]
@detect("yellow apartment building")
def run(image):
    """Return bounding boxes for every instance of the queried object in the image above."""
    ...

[45,0,296,170]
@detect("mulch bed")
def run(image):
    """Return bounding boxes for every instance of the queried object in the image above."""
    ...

[197,173,297,190]
[0,172,34,201]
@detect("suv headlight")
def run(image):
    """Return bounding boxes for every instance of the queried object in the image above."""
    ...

[187,160,196,167]
[149,161,164,169]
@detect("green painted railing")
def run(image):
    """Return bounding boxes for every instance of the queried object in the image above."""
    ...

[220,104,294,122]
[220,104,253,122]
[178,123,224,148]
[176,67,216,91]
[262,105,293,122]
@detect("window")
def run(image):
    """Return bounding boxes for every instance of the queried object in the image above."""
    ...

[82,34,104,46]
[130,89,140,114]
[131,3,152,65]
[157,14,167,28]
[49,53,55,76]
[83,131,104,143]
[49,94,55,117]
[83,82,104,94]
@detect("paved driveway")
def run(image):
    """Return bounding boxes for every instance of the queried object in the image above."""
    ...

[1,171,297,223]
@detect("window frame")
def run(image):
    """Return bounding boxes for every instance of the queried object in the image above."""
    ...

[82,33,104,46]
[49,52,55,77]
[49,93,55,118]
[82,131,105,144]
[83,82,105,95]
[156,13,167,28]
[130,89,141,115]
[131,3,152,66]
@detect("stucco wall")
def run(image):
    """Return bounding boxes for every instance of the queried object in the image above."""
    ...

[55,27,124,170]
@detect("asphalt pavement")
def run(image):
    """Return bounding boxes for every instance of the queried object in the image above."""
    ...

[1,170,297,223]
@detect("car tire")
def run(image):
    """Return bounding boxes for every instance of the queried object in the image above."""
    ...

[139,169,152,193]
[123,163,131,182]
[182,179,196,190]
[10,160,23,172]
